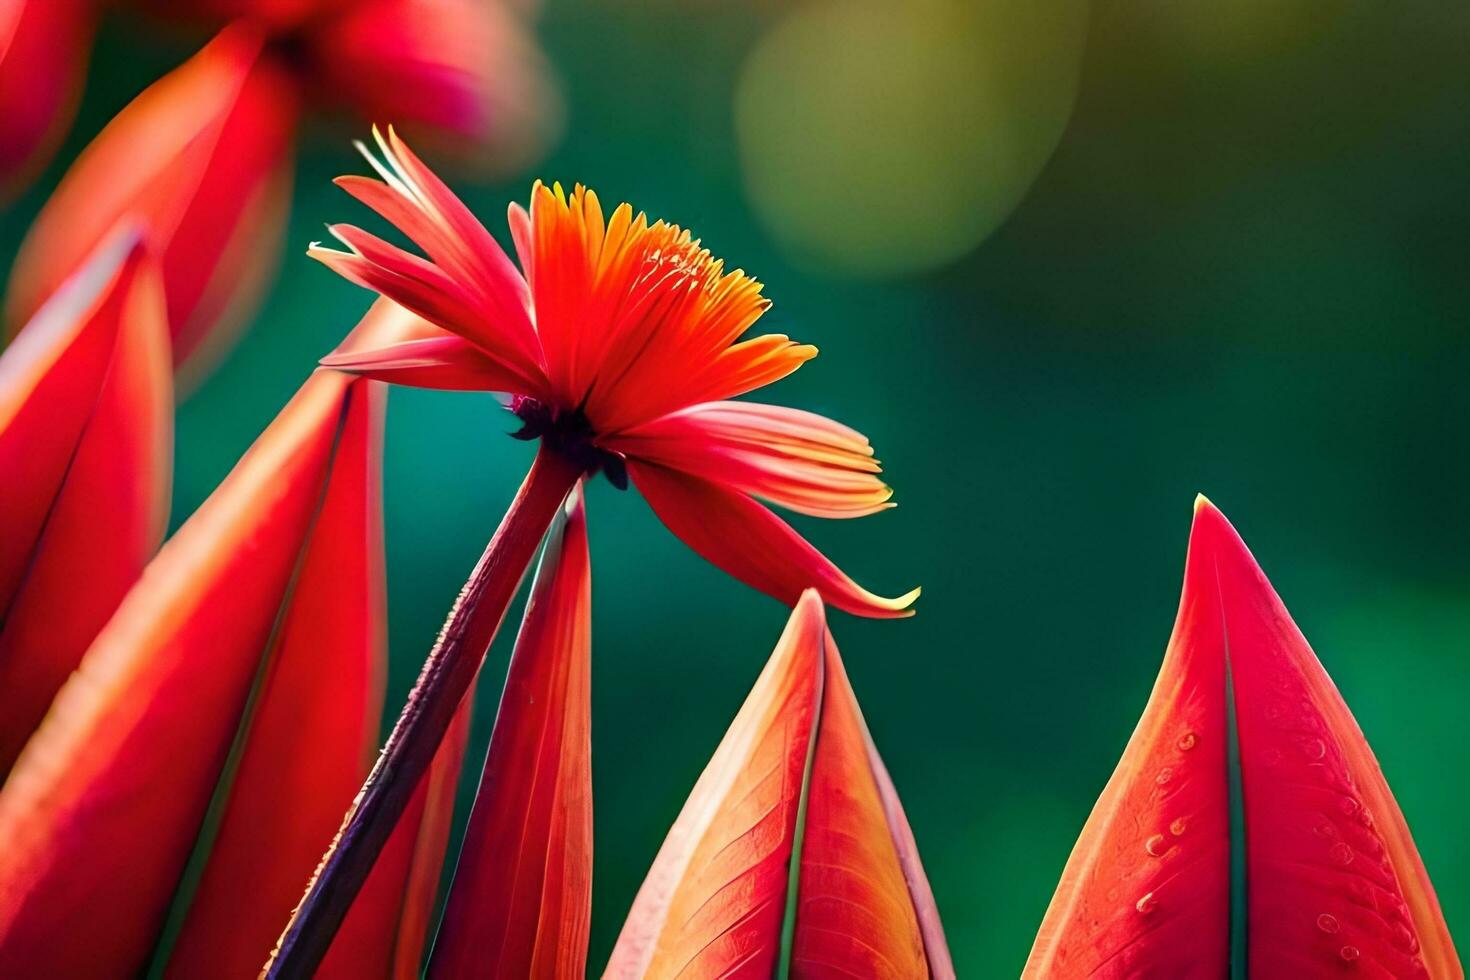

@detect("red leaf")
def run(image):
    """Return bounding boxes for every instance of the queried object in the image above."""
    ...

[1200,501,1460,979]
[3,23,297,380]
[1025,498,1462,978]
[606,590,950,978]
[1023,497,1231,979]
[0,231,172,776]
[428,488,594,979]
[0,365,383,977]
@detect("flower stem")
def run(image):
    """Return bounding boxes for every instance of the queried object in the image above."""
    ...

[263,444,582,979]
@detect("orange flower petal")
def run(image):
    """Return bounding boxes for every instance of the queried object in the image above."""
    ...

[0,368,383,977]
[314,128,543,384]
[1025,498,1463,978]
[605,591,949,977]
[628,461,918,619]
[318,689,477,980]
[3,24,298,380]
[609,401,894,519]
[321,334,532,392]
[0,231,172,776]
[428,488,593,979]
[1022,496,1231,978]
[0,0,94,195]
[1198,500,1461,978]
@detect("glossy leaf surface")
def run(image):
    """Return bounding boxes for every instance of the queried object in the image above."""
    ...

[1024,499,1462,979]
[606,590,951,979]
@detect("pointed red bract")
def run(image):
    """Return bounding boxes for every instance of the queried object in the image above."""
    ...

[3,24,298,380]
[0,232,172,776]
[1025,499,1463,979]
[0,364,384,977]
[0,0,94,195]
[1023,499,1232,979]
[606,590,951,978]
[429,488,593,979]
[1198,502,1461,979]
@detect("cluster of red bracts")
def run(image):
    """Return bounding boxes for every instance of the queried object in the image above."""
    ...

[2,0,555,380]
[0,121,1462,976]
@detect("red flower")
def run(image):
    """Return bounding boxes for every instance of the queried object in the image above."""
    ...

[314,127,916,617]
[1024,497,1462,978]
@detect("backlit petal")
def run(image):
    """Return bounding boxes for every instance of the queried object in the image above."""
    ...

[0,231,172,776]
[321,334,532,393]
[0,0,94,195]
[604,591,825,978]
[313,127,543,385]
[610,401,893,519]
[429,489,593,979]
[3,24,298,380]
[628,461,918,619]
[0,369,383,978]
[605,591,950,977]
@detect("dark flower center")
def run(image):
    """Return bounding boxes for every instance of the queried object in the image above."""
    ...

[509,396,628,490]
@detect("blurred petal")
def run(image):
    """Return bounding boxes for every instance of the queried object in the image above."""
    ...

[606,591,949,977]
[303,0,561,173]
[429,489,593,979]
[3,24,298,380]
[1024,498,1462,978]
[628,461,918,618]
[0,231,172,776]
[0,0,94,195]
[133,0,353,31]
[0,368,383,978]
[318,690,477,980]
[610,401,894,519]
[1200,500,1461,978]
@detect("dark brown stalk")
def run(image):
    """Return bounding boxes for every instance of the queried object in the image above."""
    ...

[263,444,583,979]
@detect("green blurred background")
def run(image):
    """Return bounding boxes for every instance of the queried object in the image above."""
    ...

[5,0,1470,973]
